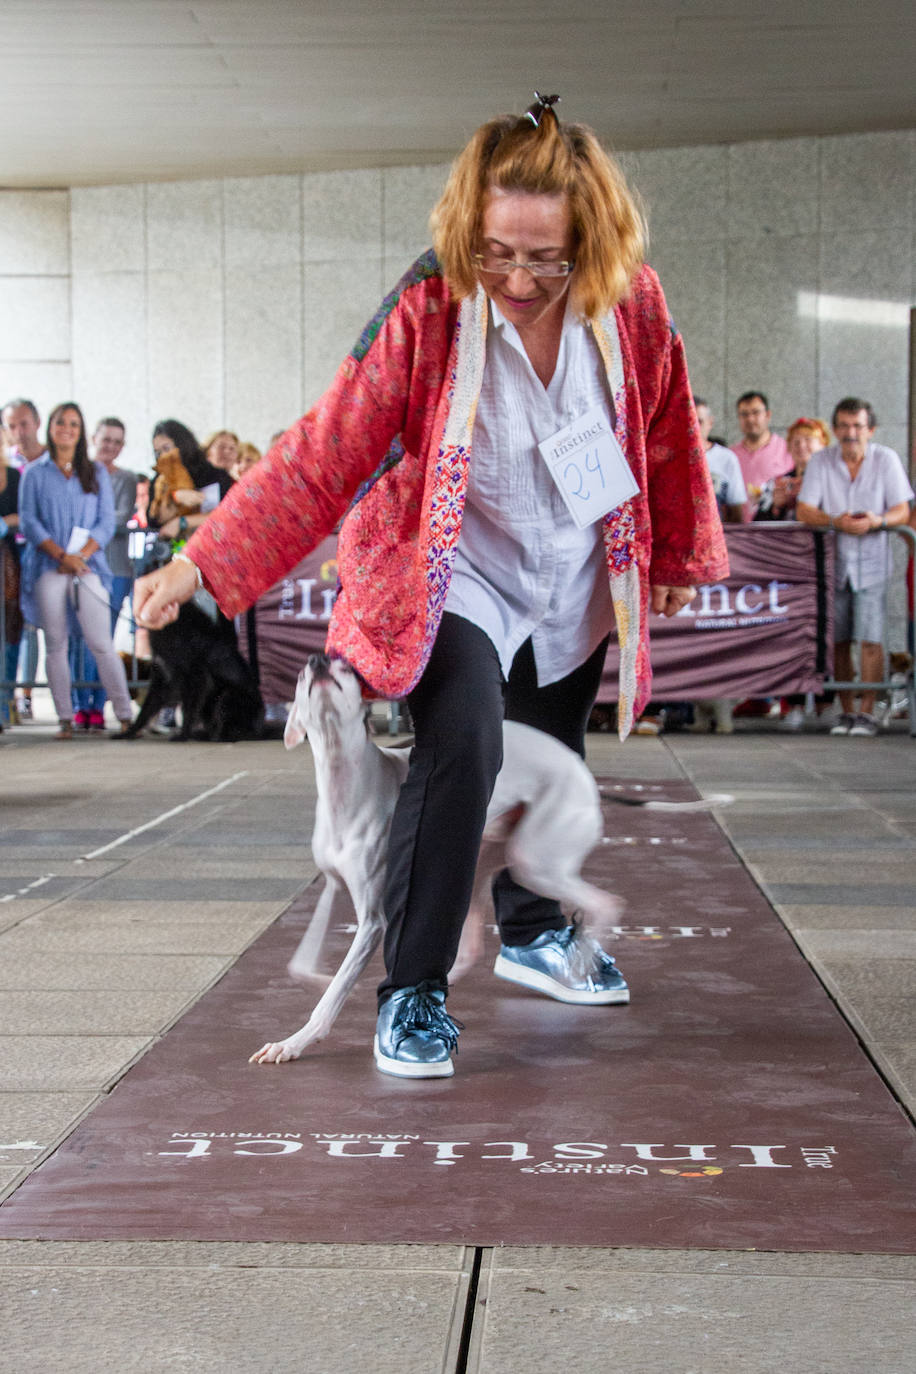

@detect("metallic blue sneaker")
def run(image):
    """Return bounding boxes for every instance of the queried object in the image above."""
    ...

[494,922,630,1005]
[374,983,462,1078]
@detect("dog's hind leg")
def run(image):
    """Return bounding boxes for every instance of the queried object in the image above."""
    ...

[177,671,212,740]
[287,874,354,984]
[503,806,625,945]
[250,908,385,1064]
[122,661,172,738]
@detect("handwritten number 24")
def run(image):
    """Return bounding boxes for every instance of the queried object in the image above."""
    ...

[563,447,606,501]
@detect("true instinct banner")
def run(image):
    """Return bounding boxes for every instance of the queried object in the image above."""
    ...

[244,534,340,705]
[601,524,834,702]
[247,525,833,706]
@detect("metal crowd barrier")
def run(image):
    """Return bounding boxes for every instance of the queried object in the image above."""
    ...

[819,524,915,735]
[0,554,149,703]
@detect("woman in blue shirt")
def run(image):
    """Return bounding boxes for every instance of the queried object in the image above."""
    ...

[19,402,133,739]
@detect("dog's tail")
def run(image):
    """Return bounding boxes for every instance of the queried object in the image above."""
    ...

[599,788,733,812]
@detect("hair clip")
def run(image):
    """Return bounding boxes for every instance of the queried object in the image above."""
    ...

[524,91,560,127]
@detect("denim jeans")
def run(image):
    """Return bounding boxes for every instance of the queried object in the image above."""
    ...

[1,639,19,724]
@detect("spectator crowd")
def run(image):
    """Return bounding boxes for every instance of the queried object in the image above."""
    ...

[0,397,266,736]
[1,389,913,741]
[627,390,912,739]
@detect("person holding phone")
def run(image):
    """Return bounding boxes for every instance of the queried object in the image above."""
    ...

[796,397,913,736]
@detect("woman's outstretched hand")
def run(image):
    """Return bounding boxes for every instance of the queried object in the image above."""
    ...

[134,560,200,629]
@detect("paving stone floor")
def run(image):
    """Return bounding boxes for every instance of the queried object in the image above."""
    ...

[0,701,913,1372]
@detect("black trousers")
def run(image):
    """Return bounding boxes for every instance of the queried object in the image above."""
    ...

[379,613,609,1002]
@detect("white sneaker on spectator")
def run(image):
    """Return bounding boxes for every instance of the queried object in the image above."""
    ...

[150,707,177,735]
[782,706,805,730]
[830,713,856,736]
[849,712,879,737]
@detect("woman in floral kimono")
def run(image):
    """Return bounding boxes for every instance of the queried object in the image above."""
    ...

[135,95,727,1078]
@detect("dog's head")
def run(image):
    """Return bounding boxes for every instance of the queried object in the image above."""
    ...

[153,446,194,486]
[284,653,369,750]
[149,446,198,521]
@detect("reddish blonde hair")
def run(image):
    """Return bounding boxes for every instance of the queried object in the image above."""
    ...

[431,111,646,318]
[787,417,831,448]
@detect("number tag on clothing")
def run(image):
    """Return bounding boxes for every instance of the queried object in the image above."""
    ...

[538,404,639,529]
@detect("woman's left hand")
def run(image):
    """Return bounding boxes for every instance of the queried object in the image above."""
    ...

[651,584,696,617]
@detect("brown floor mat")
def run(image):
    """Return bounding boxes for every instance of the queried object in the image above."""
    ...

[1,779,914,1250]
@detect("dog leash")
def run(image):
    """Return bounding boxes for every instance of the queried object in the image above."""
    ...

[71,575,136,630]
[72,565,219,628]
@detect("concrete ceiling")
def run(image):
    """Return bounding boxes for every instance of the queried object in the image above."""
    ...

[2,0,914,188]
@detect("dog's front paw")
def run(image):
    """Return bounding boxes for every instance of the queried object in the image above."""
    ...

[249,1040,301,1065]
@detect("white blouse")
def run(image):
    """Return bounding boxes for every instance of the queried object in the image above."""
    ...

[444,299,615,685]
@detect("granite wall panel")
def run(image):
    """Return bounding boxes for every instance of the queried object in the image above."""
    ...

[0,128,911,478]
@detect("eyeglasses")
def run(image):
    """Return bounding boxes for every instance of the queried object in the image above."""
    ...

[472,253,575,279]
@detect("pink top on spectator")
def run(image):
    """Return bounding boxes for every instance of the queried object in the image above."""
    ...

[733,433,792,519]
[733,433,792,494]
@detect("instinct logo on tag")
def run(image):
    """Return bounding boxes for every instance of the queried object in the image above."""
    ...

[538,403,639,529]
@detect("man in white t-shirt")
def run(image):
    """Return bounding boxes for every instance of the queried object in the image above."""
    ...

[797,396,913,736]
[694,397,747,523]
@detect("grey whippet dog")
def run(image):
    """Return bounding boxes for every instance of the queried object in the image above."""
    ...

[251,653,729,1065]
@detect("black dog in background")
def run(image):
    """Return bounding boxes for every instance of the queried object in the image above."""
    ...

[124,601,264,742]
